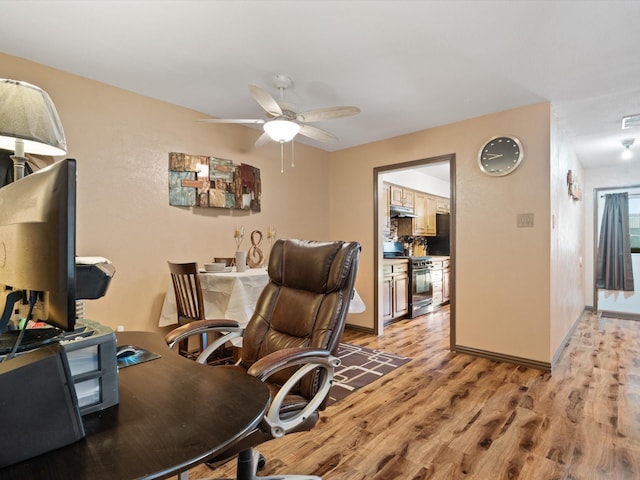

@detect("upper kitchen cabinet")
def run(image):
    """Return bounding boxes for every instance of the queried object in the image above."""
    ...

[425,195,437,235]
[398,192,437,236]
[383,183,391,235]
[436,197,450,214]
[389,185,414,211]
[413,192,427,234]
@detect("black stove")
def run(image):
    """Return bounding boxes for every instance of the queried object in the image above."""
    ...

[383,243,433,318]
[409,256,431,268]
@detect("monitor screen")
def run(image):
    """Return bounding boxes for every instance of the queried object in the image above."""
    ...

[0,158,76,332]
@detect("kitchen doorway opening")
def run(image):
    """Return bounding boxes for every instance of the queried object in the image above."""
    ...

[373,153,456,350]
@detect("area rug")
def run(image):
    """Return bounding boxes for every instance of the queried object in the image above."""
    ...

[327,343,411,406]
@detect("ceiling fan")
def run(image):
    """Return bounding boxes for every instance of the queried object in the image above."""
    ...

[201,74,360,148]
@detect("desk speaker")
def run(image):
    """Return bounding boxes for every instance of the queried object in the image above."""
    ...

[0,344,85,468]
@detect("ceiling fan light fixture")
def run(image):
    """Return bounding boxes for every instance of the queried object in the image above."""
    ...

[264,119,300,142]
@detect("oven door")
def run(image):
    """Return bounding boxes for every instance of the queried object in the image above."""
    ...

[411,267,433,317]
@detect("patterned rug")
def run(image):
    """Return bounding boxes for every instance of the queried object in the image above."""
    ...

[327,343,411,406]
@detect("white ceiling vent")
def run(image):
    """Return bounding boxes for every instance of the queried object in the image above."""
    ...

[622,114,640,129]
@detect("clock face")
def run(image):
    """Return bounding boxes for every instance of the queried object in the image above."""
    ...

[478,136,524,176]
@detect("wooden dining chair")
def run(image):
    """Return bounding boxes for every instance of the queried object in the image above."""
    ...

[167,262,204,356]
[167,261,238,360]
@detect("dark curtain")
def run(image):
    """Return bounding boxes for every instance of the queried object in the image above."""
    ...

[596,192,635,291]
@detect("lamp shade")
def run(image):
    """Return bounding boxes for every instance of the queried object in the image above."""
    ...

[263,119,300,143]
[0,79,67,156]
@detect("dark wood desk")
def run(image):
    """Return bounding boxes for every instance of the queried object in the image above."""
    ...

[0,331,270,479]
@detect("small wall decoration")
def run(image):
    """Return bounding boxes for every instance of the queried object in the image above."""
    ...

[247,230,265,268]
[168,152,261,212]
[566,169,581,201]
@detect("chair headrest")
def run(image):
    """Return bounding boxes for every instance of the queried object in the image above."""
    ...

[268,239,358,294]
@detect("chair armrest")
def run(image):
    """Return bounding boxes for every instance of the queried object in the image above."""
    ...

[247,347,333,380]
[165,318,240,346]
[247,347,341,438]
[165,319,244,364]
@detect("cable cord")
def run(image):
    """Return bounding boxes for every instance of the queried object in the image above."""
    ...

[0,290,23,334]
[2,291,38,362]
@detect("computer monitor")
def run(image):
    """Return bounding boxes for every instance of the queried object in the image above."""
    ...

[0,158,76,332]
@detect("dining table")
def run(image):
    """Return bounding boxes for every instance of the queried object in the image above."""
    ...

[159,267,366,346]
[159,268,270,333]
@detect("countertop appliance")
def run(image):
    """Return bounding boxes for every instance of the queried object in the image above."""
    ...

[383,241,405,258]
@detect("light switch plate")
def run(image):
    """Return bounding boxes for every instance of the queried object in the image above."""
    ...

[517,213,534,228]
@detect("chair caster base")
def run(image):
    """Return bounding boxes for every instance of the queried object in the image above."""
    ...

[202,448,321,480]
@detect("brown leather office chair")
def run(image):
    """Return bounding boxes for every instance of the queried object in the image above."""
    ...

[166,239,361,480]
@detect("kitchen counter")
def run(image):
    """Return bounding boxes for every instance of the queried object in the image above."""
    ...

[383,257,409,265]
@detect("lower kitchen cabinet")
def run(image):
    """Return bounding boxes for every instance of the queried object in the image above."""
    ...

[430,257,450,309]
[382,260,409,323]
[443,264,450,303]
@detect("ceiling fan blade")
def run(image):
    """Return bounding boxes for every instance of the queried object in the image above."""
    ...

[254,131,272,148]
[296,106,360,123]
[299,124,338,143]
[200,118,265,124]
[249,84,283,117]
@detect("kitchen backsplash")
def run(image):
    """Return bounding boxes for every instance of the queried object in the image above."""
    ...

[385,219,431,255]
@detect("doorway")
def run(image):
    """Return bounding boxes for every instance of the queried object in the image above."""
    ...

[373,153,456,349]
[594,185,640,317]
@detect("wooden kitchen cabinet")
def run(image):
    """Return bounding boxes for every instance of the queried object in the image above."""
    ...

[383,183,391,235]
[430,257,450,308]
[413,192,427,235]
[393,271,408,318]
[389,185,414,210]
[436,197,450,214]
[382,260,409,323]
[430,263,443,305]
[443,265,450,302]
[425,194,437,236]
[398,192,437,236]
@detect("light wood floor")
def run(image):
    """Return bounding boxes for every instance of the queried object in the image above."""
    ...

[188,307,640,479]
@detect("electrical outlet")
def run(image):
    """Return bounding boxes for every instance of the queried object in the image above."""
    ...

[517,213,534,228]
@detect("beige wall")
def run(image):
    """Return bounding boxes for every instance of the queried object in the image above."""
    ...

[4,52,581,366]
[2,52,333,332]
[331,103,558,364]
[549,111,585,362]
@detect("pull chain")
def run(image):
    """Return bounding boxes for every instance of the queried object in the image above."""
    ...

[291,140,295,168]
[280,141,284,173]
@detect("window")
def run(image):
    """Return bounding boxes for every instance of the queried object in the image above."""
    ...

[629,196,640,253]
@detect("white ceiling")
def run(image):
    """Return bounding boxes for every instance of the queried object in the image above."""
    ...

[2,1,640,170]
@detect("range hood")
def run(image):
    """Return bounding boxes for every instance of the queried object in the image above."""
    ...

[390,205,417,218]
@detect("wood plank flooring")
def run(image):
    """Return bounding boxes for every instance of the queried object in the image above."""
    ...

[187,308,640,479]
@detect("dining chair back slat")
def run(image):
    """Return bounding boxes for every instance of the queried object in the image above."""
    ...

[167,261,206,355]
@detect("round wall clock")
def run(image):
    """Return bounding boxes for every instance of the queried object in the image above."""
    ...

[478,136,524,176]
